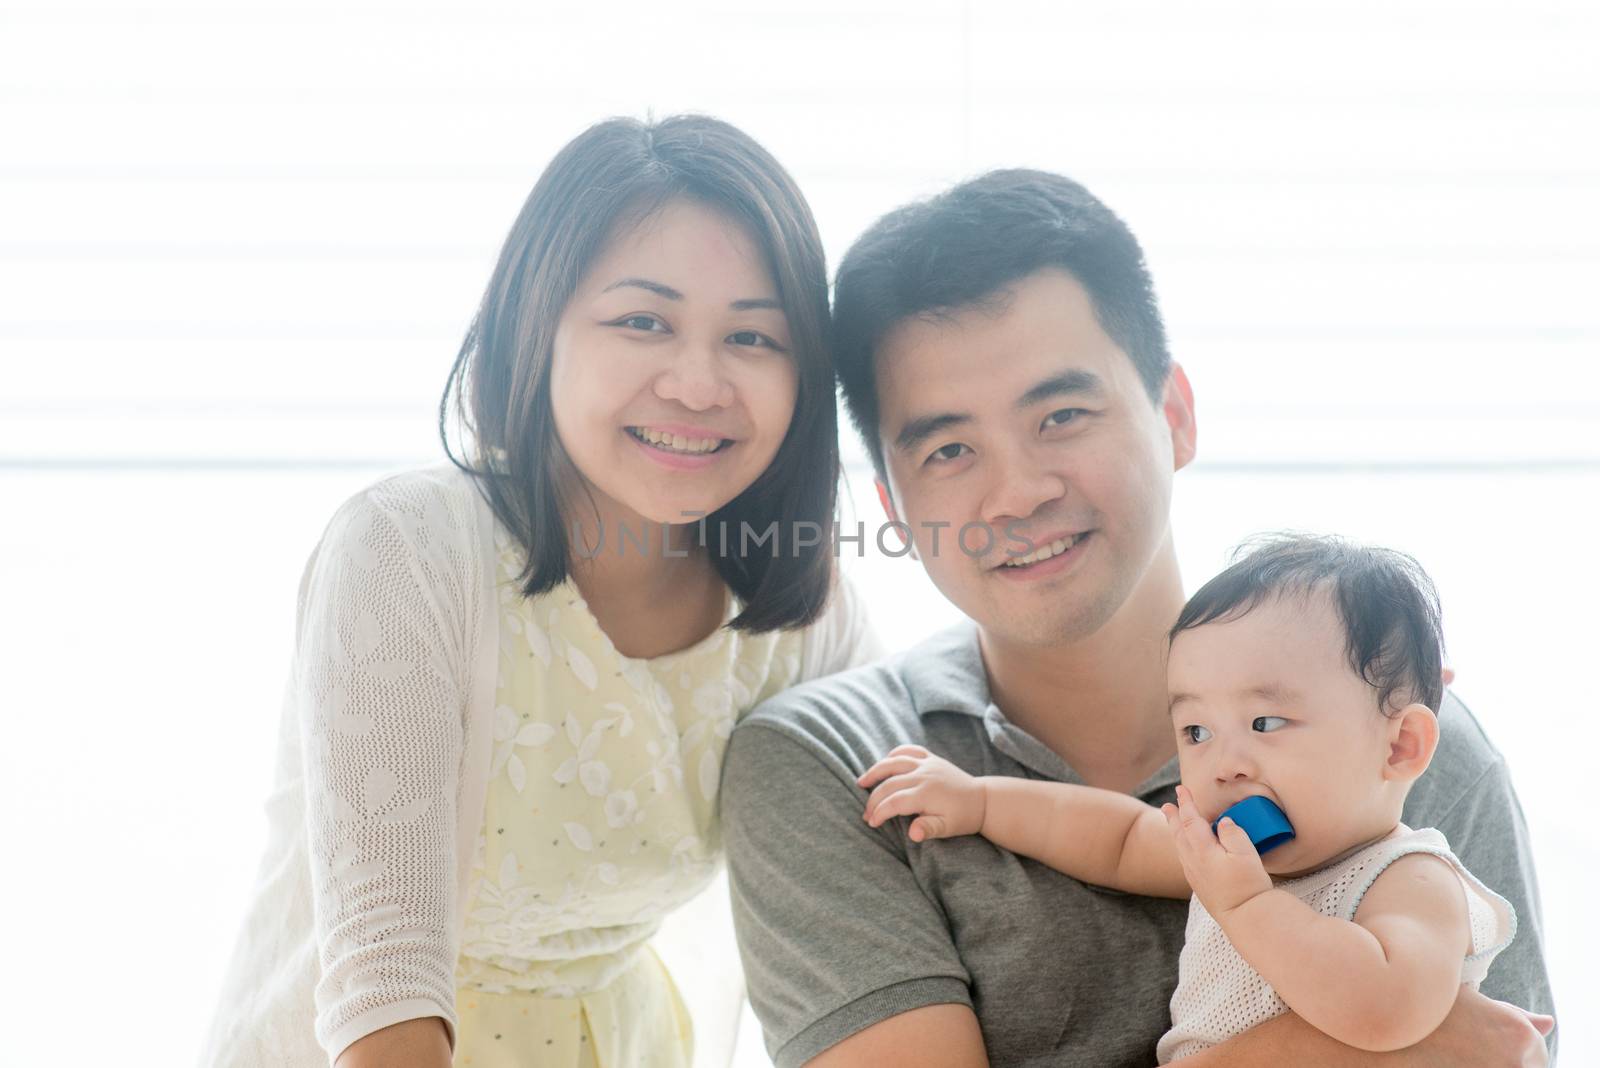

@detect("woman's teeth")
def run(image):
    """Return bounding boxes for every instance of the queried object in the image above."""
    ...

[629,427,726,454]
[1003,533,1085,568]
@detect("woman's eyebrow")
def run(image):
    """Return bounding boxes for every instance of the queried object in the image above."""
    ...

[600,278,781,312]
[602,276,682,300]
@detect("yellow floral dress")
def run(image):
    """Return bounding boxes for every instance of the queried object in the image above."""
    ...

[451,529,804,1067]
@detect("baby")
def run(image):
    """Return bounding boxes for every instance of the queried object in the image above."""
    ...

[859,534,1516,1061]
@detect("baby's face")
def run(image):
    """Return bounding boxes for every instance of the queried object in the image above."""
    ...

[1167,592,1405,877]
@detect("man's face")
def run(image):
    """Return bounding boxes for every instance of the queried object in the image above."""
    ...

[874,268,1196,647]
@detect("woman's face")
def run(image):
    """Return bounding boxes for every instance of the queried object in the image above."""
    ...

[550,198,799,532]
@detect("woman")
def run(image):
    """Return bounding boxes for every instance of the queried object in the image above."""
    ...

[200,115,879,1067]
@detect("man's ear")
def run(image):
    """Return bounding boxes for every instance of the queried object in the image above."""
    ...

[1163,362,1198,472]
[874,477,916,557]
[874,477,898,525]
[1383,703,1440,783]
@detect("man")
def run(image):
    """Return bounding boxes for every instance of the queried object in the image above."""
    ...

[720,170,1556,1066]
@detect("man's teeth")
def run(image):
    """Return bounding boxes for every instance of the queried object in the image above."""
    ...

[1003,533,1084,567]
[630,428,724,454]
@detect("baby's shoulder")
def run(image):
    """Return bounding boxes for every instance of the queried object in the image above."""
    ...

[1355,847,1468,918]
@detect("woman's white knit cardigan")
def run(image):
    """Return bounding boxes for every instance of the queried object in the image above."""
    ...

[197,464,878,1067]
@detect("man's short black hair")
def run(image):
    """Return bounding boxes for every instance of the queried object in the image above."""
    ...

[1171,533,1446,714]
[831,168,1172,477]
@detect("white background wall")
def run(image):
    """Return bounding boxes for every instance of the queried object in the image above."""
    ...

[1,1,1594,1064]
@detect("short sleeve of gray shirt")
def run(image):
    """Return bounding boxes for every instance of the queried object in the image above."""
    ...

[720,622,1556,1067]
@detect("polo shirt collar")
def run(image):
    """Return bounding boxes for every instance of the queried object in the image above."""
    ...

[901,619,993,721]
[901,618,1182,797]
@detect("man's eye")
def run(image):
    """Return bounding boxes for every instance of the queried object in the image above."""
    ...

[616,314,667,332]
[1252,716,1289,733]
[927,443,971,465]
[1184,725,1212,744]
[1042,408,1087,430]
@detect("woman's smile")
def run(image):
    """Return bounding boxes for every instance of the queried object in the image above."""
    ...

[625,425,736,470]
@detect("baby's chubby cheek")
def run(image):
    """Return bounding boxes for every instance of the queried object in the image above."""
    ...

[1173,774,1225,824]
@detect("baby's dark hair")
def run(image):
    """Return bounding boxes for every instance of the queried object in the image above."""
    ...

[1170,533,1445,714]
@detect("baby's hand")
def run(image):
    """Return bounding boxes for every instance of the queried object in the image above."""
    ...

[857,745,986,842]
[1161,785,1272,918]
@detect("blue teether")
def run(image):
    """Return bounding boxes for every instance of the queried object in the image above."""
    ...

[1212,795,1295,854]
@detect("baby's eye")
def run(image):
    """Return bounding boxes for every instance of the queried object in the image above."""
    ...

[1252,716,1289,733]
[1183,724,1212,744]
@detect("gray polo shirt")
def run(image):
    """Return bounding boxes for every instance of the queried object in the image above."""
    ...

[720,621,1556,1067]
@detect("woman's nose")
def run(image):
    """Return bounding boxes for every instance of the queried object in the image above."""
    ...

[653,343,735,411]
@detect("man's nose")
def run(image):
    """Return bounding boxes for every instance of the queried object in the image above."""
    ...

[653,342,735,411]
[980,443,1068,527]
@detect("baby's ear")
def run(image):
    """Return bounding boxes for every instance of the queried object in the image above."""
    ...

[1384,703,1440,783]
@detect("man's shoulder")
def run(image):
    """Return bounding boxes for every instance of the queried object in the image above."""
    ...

[734,653,922,770]
[1408,689,1509,823]
[732,622,979,776]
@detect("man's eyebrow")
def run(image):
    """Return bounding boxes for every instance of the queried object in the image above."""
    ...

[893,412,971,455]
[600,279,783,313]
[1016,369,1105,410]
[891,368,1108,456]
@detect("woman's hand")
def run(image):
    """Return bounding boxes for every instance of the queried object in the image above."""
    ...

[1161,784,1272,918]
[858,744,988,842]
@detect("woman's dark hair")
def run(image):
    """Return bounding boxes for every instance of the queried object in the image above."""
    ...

[831,168,1171,477]
[1171,533,1445,714]
[439,114,837,632]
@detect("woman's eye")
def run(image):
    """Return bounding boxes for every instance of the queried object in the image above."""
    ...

[926,443,971,465]
[1252,716,1289,733]
[1042,408,1087,430]
[1184,724,1212,744]
[728,329,780,350]
[616,314,667,333]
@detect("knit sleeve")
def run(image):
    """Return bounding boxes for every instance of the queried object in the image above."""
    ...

[295,479,478,1062]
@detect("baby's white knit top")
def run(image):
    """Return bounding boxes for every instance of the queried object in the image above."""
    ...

[1156,824,1516,1063]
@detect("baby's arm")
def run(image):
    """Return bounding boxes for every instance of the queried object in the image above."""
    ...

[1167,787,1472,1053]
[857,745,1189,899]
